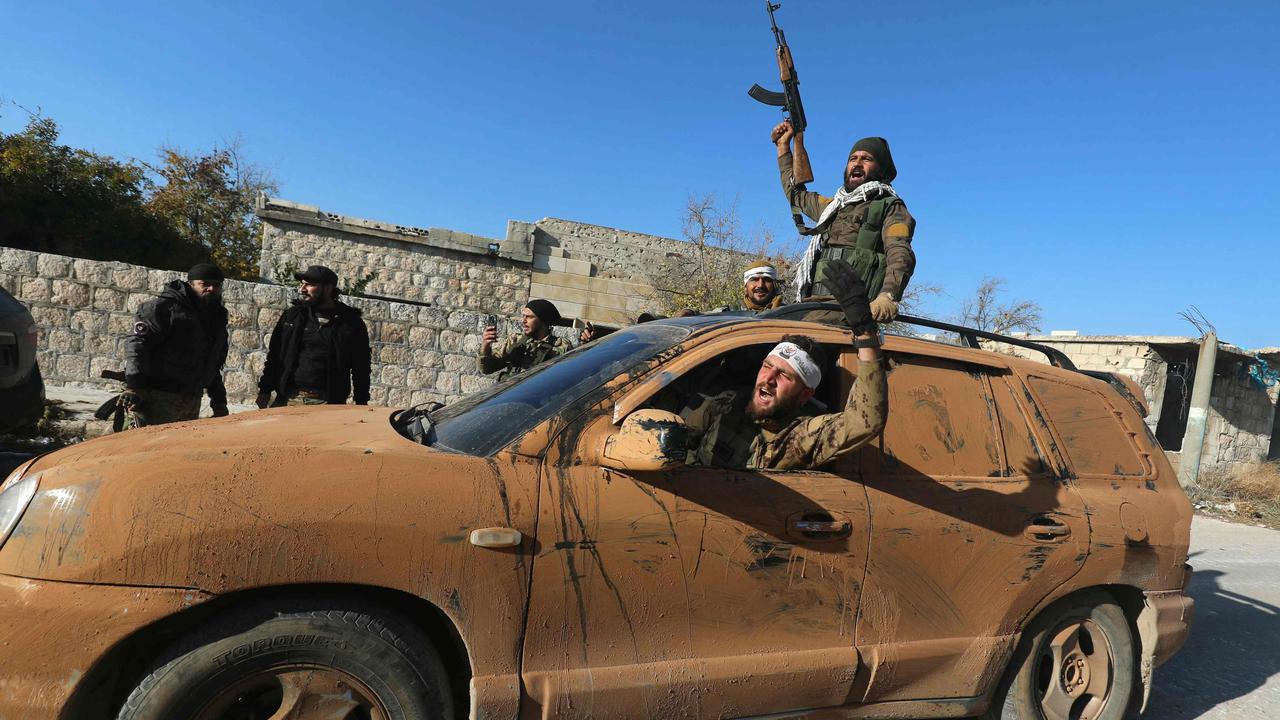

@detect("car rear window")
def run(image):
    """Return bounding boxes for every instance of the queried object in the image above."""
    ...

[1027,376,1145,476]
[879,355,1002,478]
[0,287,25,313]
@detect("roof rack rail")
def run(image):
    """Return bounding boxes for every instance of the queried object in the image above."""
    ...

[756,302,1077,371]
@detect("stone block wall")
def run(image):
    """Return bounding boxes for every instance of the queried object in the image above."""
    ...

[0,247,578,408]
[257,197,767,329]
[259,217,528,316]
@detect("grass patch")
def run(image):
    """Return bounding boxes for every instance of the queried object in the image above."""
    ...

[1190,460,1280,528]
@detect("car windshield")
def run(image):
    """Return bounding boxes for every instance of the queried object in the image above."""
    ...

[425,323,691,456]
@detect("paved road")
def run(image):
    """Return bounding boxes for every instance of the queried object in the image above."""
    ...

[1145,515,1280,718]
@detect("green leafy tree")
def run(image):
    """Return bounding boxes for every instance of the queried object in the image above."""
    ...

[145,140,277,280]
[0,112,204,269]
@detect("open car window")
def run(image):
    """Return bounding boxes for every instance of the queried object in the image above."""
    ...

[635,337,849,469]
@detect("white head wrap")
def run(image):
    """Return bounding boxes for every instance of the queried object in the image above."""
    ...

[767,341,822,389]
[743,264,777,283]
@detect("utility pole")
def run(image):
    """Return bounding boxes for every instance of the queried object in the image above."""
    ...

[1178,331,1218,489]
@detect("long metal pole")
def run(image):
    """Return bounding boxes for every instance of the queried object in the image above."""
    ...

[1178,331,1218,489]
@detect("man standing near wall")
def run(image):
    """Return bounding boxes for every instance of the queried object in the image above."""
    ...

[479,299,575,380]
[120,263,229,427]
[256,265,371,407]
[773,120,917,323]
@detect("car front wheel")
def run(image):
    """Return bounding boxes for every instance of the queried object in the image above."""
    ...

[986,590,1137,720]
[117,605,453,720]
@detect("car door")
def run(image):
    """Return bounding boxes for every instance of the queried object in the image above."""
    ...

[854,350,1089,703]
[520,327,873,719]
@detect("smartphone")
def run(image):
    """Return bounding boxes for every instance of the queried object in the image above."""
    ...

[486,314,497,328]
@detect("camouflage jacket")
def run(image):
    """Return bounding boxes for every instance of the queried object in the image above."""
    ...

[478,332,573,378]
[681,356,887,470]
[779,152,917,301]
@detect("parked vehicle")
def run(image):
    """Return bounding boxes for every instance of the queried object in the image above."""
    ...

[0,306,1192,720]
[0,285,44,434]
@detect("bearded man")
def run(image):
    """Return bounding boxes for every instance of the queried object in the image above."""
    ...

[740,260,784,313]
[682,264,887,470]
[256,265,371,408]
[120,263,230,427]
[772,120,917,322]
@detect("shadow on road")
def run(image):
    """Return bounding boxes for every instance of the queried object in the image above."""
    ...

[1145,566,1280,718]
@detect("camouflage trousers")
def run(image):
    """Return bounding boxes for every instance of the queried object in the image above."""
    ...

[285,390,328,407]
[125,388,201,429]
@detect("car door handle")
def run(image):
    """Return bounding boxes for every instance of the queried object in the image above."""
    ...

[1025,516,1071,541]
[794,520,850,533]
[788,512,852,539]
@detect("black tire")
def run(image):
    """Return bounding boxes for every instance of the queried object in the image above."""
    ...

[984,590,1137,720]
[117,605,454,720]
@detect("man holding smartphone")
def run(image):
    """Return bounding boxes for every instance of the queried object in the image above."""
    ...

[478,299,576,380]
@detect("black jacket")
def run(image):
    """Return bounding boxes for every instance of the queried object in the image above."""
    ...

[123,280,229,405]
[258,301,371,405]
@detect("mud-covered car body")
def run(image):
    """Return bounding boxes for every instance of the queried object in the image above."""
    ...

[0,310,1192,719]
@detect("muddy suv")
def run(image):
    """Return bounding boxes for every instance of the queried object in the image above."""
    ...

[0,307,1192,720]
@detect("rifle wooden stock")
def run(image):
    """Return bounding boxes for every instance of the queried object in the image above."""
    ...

[792,131,814,186]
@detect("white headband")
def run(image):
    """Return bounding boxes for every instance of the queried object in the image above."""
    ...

[743,265,777,283]
[768,342,822,389]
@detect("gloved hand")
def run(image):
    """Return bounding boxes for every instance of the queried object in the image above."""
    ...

[118,388,142,411]
[820,262,874,334]
[211,403,229,418]
[870,293,899,322]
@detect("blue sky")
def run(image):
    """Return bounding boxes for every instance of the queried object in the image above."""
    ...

[2,0,1276,347]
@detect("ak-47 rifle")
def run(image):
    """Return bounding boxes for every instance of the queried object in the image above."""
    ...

[749,1,813,189]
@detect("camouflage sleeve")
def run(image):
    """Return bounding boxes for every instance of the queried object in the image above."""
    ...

[679,391,737,466]
[775,356,888,470]
[778,152,832,221]
[478,335,520,375]
[879,200,917,301]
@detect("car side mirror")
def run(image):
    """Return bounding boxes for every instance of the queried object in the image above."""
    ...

[601,410,689,472]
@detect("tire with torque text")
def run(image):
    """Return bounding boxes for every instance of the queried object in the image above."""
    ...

[117,606,453,720]
[985,590,1137,720]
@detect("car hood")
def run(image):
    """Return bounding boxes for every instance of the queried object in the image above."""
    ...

[0,405,530,590]
[29,405,407,471]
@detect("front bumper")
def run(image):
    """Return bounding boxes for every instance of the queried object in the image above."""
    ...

[0,573,208,719]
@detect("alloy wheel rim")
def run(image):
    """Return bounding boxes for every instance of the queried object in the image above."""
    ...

[195,663,390,720]
[1034,618,1115,720]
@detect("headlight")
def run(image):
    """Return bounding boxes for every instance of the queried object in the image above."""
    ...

[0,474,39,548]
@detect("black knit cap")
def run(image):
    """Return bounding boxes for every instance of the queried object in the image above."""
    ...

[294,265,339,286]
[188,263,224,283]
[849,137,897,183]
[526,298,561,326]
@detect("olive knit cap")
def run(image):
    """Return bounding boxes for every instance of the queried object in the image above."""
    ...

[525,298,562,326]
[849,137,897,183]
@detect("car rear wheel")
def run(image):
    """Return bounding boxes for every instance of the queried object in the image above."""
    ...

[985,590,1136,720]
[117,606,453,720]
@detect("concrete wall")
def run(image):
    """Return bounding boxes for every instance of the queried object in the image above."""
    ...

[0,246,584,408]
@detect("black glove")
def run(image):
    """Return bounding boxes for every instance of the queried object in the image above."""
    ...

[821,262,874,334]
